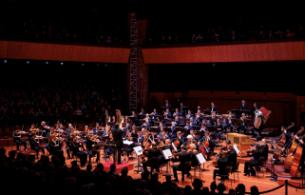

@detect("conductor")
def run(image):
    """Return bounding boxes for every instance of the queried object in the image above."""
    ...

[112,124,123,164]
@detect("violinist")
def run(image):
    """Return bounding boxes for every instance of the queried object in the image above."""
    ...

[29,135,45,158]
[142,144,165,176]
[163,108,172,119]
[47,134,62,156]
[182,134,195,151]
[213,144,237,180]
[86,134,100,164]
[29,123,39,136]
[13,126,27,151]
[244,139,268,176]
[186,109,193,120]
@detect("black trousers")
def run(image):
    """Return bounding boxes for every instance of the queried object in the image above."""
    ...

[244,160,258,175]
[173,164,191,181]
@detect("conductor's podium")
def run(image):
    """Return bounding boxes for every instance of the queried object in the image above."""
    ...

[227,133,255,156]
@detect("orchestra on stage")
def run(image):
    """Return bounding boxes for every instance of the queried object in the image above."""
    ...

[11,99,305,181]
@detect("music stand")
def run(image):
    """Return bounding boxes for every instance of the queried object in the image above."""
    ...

[194,153,206,177]
[133,146,143,173]
[196,153,207,165]
[162,149,173,176]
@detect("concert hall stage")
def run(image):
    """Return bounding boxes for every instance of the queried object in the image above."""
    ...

[2,142,305,195]
[102,161,134,173]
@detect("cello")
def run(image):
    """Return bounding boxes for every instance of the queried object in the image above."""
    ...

[289,144,303,177]
[284,138,298,171]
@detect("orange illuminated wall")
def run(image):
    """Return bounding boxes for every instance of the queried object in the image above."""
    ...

[0,40,130,63]
[143,41,305,64]
[1,40,304,64]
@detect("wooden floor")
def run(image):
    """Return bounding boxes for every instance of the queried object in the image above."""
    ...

[2,144,305,195]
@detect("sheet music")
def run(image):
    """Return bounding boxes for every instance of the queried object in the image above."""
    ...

[162,148,173,160]
[233,144,240,154]
[123,140,133,145]
[196,153,206,164]
[133,146,143,156]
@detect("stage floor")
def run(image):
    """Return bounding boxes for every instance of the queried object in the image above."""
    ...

[2,144,305,195]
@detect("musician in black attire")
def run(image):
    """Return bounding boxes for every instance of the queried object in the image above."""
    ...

[13,129,27,151]
[240,99,249,113]
[172,151,193,182]
[213,145,237,180]
[142,146,165,176]
[282,123,295,156]
[244,141,268,176]
[29,137,45,158]
[209,102,218,113]
[112,124,123,164]
[86,137,100,163]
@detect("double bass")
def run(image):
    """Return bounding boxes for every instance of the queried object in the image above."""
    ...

[289,144,303,177]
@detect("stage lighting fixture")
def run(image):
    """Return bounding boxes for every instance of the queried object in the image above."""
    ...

[3,59,7,63]
[26,60,30,64]
[60,62,64,66]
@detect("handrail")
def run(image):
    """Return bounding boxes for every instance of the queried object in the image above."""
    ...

[244,183,285,194]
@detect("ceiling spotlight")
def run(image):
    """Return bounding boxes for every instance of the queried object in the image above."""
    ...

[45,61,49,65]
[60,62,64,66]
[3,59,7,63]
[26,60,30,64]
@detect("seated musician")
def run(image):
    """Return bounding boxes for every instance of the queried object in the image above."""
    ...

[139,107,146,116]
[40,121,51,137]
[240,99,249,113]
[281,125,294,156]
[163,108,172,119]
[142,144,166,175]
[213,145,237,180]
[244,139,268,176]
[86,135,100,163]
[70,136,87,166]
[172,150,193,182]
[209,102,218,114]
[186,109,193,119]
[238,113,247,134]
[29,136,45,158]
[173,108,182,118]
[13,127,27,151]
[181,134,195,150]
[47,135,62,156]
